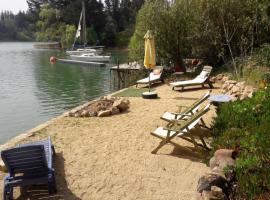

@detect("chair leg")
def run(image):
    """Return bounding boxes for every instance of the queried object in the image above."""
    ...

[199,136,211,150]
[52,145,56,156]
[208,82,214,89]
[190,135,199,148]
[200,119,211,130]
[3,185,12,200]
[48,170,57,194]
[151,139,168,154]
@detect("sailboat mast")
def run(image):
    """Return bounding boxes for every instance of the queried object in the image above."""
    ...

[82,0,87,48]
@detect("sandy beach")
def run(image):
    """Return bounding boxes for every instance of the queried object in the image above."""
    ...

[0,84,218,200]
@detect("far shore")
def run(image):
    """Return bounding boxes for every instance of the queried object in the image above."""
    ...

[0,83,219,199]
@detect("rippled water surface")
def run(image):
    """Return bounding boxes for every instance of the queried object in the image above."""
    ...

[0,42,125,144]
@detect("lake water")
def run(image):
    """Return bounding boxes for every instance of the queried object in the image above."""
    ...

[0,42,127,144]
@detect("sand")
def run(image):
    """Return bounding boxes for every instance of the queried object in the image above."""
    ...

[0,84,219,200]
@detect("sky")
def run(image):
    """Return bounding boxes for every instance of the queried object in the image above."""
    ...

[0,0,28,14]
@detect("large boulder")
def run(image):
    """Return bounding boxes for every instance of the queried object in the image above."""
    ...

[227,84,234,90]
[248,91,253,98]
[74,112,81,118]
[221,83,229,91]
[80,110,89,117]
[236,81,246,90]
[110,106,120,115]
[88,111,97,117]
[231,85,240,94]
[209,149,236,170]
[113,99,130,112]
[226,80,237,84]
[221,76,229,83]
[244,85,254,93]
[240,92,249,101]
[210,77,217,83]
[216,74,224,81]
[197,173,229,194]
[197,186,226,200]
[97,110,111,117]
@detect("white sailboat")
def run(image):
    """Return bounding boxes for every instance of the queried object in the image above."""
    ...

[70,53,111,62]
[66,1,107,58]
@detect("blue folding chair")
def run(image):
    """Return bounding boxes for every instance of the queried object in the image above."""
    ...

[1,137,56,200]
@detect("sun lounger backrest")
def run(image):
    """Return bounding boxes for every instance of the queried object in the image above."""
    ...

[202,66,212,73]
[184,91,210,114]
[186,103,210,130]
[17,137,53,169]
[168,104,210,132]
[1,145,48,176]
[195,66,212,80]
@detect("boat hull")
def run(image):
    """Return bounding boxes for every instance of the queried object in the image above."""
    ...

[70,54,110,62]
[66,49,103,55]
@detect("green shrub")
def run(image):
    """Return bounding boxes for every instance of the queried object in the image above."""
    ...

[212,87,270,199]
[254,44,270,68]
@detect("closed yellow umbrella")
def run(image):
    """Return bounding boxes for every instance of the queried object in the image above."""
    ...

[144,30,156,69]
[143,30,157,95]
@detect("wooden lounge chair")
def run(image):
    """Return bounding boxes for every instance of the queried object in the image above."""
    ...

[161,90,211,122]
[170,66,213,91]
[1,137,56,200]
[136,66,164,87]
[151,104,211,154]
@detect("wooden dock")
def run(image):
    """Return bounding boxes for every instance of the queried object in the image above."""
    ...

[110,63,142,89]
[33,42,61,49]
[57,59,106,66]
[110,63,141,71]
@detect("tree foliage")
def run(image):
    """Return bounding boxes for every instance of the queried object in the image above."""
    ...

[24,0,145,47]
[0,0,145,46]
[212,87,270,199]
[0,11,34,41]
[130,0,270,72]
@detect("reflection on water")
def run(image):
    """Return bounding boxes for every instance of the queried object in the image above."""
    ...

[0,42,124,144]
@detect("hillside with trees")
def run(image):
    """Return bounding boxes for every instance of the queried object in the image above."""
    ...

[130,0,270,73]
[0,11,35,41]
[0,0,145,48]
[0,0,144,47]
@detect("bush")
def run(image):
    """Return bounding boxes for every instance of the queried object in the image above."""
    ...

[212,87,270,199]
[254,44,270,68]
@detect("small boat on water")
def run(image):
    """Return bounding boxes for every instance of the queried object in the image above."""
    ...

[66,47,103,55]
[67,1,104,56]
[70,53,110,62]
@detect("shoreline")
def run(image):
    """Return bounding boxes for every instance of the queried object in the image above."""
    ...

[0,84,216,199]
[0,87,127,152]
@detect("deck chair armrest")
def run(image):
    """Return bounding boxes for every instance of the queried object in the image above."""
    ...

[176,105,188,108]
[163,127,176,132]
[169,112,191,116]
[176,105,189,112]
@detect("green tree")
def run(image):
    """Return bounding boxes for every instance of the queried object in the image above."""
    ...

[60,24,76,48]
[199,0,270,76]
[130,0,201,71]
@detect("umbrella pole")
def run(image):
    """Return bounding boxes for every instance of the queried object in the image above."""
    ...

[148,69,151,93]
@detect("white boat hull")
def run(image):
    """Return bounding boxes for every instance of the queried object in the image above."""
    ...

[66,48,103,55]
[70,54,110,62]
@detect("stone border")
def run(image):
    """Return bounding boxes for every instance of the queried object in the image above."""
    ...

[0,87,129,151]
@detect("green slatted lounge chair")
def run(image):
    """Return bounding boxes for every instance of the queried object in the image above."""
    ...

[160,90,210,122]
[151,104,211,154]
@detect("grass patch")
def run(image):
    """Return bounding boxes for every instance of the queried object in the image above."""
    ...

[113,87,154,97]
